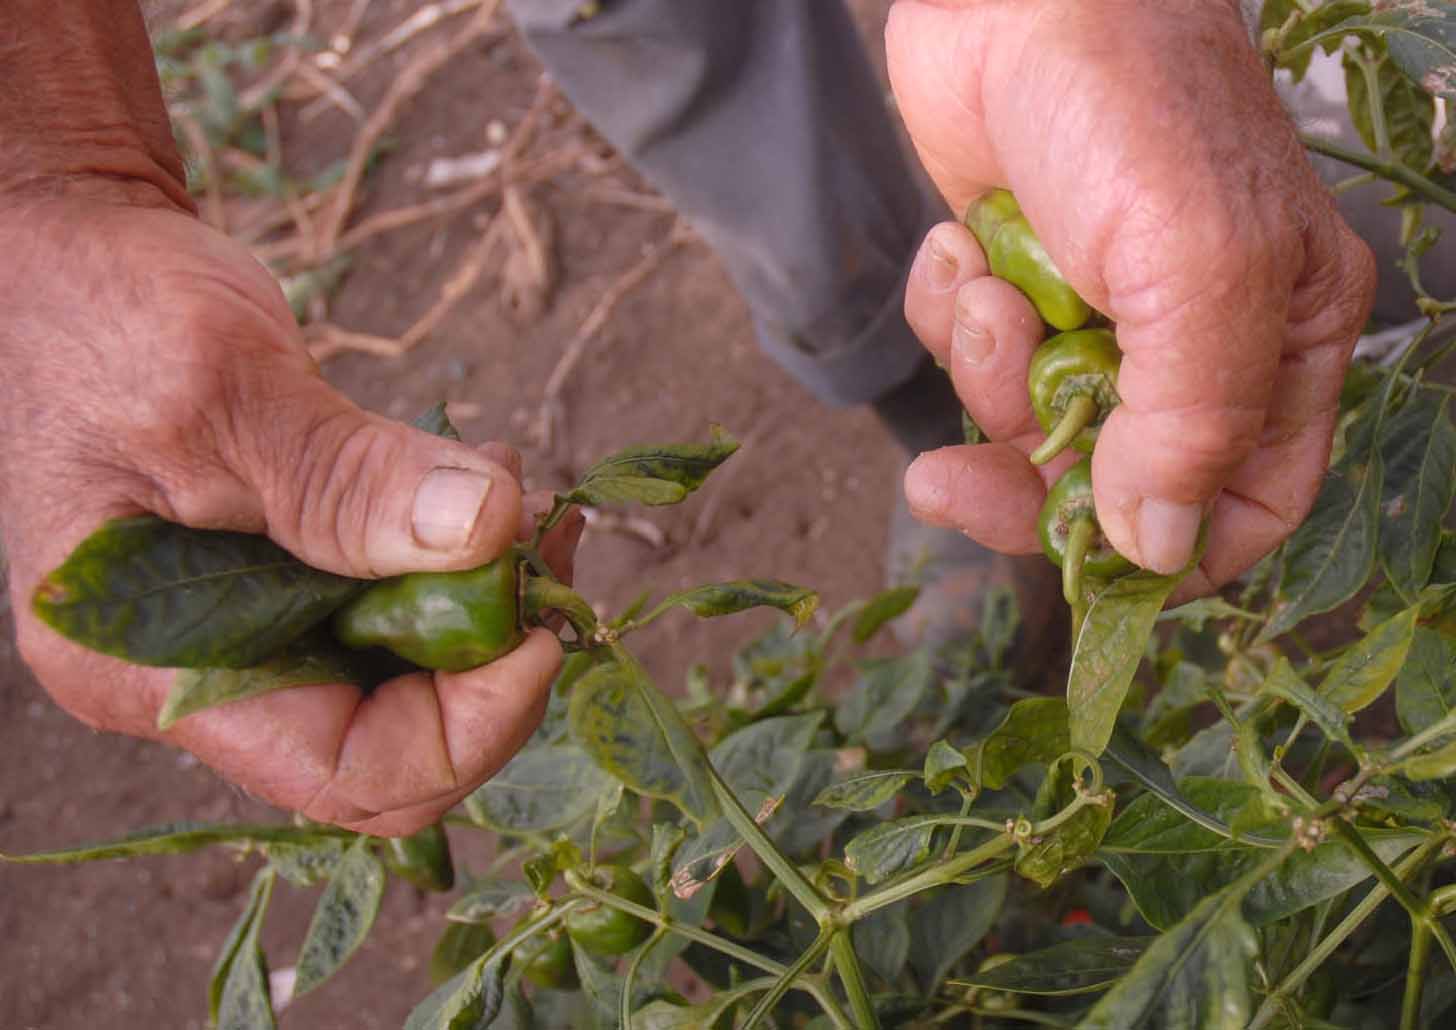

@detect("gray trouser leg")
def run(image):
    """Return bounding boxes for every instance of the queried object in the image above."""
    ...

[505,0,936,407]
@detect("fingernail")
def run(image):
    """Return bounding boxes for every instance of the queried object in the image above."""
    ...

[413,467,492,551]
[918,231,959,290]
[953,287,993,366]
[1136,497,1201,574]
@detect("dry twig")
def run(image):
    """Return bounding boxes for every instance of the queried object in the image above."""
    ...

[534,220,696,455]
[315,0,503,256]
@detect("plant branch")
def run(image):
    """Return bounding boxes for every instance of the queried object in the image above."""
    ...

[1249,838,1446,1029]
[829,928,879,1030]
[1300,133,1456,214]
[564,874,788,977]
[1402,918,1433,1030]
[708,764,832,924]
[741,932,833,1030]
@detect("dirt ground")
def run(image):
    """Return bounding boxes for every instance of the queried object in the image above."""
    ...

[0,2,920,1027]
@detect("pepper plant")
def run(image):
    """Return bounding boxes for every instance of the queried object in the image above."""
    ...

[10,4,1456,1029]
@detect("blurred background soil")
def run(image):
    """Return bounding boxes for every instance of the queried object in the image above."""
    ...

[0,1,919,1026]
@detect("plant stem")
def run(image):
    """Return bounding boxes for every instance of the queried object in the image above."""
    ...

[943,794,977,859]
[845,835,1015,921]
[741,932,833,1030]
[1300,133,1456,214]
[707,764,832,925]
[1030,394,1098,466]
[1248,838,1445,1029]
[1401,918,1433,1030]
[621,927,665,1030]
[564,874,787,977]
[829,928,879,1030]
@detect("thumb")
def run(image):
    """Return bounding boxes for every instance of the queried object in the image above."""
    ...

[234,385,523,579]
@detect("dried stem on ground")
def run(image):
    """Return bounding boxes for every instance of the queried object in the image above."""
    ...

[315,0,503,256]
[534,219,696,456]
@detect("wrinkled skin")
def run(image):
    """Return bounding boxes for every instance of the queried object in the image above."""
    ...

[0,196,581,837]
[891,0,1376,602]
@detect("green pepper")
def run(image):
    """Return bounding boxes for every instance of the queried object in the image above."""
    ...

[964,189,1092,332]
[383,821,455,892]
[1038,458,1132,607]
[1027,328,1122,465]
[564,864,655,956]
[513,925,577,989]
[330,553,523,672]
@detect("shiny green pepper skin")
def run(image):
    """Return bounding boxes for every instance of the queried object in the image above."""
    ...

[1038,459,1133,580]
[1028,328,1122,458]
[384,821,455,892]
[331,554,523,672]
[564,865,655,956]
[514,926,577,989]
[964,189,1092,332]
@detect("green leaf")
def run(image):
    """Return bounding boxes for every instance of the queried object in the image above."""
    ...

[907,876,1008,993]
[851,585,920,643]
[32,516,364,668]
[562,427,739,507]
[950,936,1150,996]
[463,743,614,833]
[1320,604,1419,713]
[813,770,918,812]
[966,696,1070,793]
[852,902,912,984]
[728,620,822,720]
[1100,778,1424,930]
[834,649,934,748]
[1262,400,1384,641]
[403,950,508,1030]
[429,922,497,986]
[412,401,463,441]
[447,880,537,924]
[265,838,346,887]
[772,749,853,857]
[980,583,1020,667]
[844,815,948,884]
[1268,1,1373,80]
[1403,739,1456,781]
[1015,759,1114,889]
[1105,725,1275,845]
[210,868,276,1030]
[292,837,386,996]
[568,657,719,827]
[158,631,364,729]
[1263,658,1355,751]
[573,947,626,1024]
[671,714,823,893]
[1380,389,1456,594]
[653,580,818,631]
[924,740,969,795]
[1,822,347,864]
[1396,626,1456,734]
[1078,878,1259,1030]
[1346,43,1436,170]
[1333,8,1456,102]
[1157,597,1258,632]
[1068,572,1183,755]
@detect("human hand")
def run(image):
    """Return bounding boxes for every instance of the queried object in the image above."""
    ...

[0,196,578,835]
[887,0,1376,598]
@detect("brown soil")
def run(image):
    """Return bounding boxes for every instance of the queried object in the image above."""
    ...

[0,2,912,1027]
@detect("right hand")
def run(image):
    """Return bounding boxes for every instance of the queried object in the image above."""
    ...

[0,194,572,836]
[887,0,1377,599]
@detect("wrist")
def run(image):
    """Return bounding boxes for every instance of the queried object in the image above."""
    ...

[0,1,195,215]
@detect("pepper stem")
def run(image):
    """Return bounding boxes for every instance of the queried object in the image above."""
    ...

[1062,515,1096,607]
[1030,393,1099,466]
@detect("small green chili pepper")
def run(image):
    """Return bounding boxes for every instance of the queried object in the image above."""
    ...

[1038,458,1132,606]
[964,189,1092,332]
[564,864,655,956]
[513,925,577,989]
[330,554,523,672]
[1027,328,1122,465]
[384,821,455,892]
